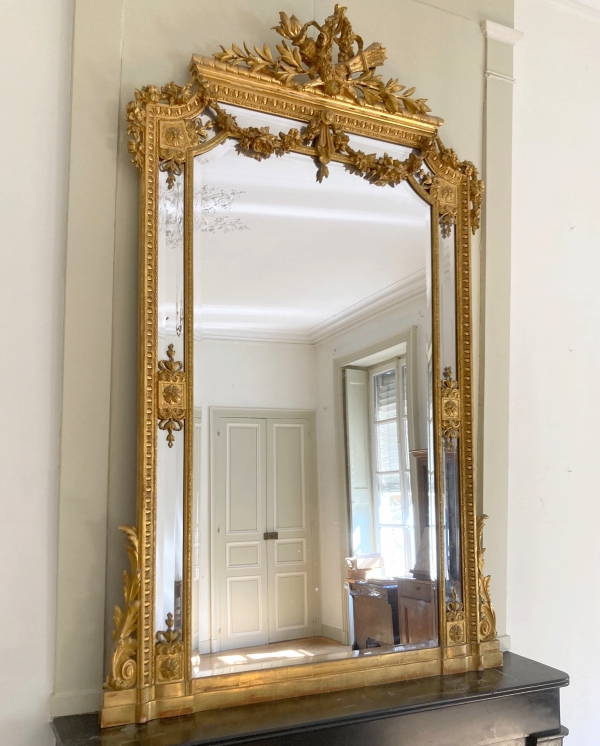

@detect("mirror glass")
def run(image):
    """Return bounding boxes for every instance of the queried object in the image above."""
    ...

[439,224,462,606]
[178,105,445,678]
[156,169,185,634]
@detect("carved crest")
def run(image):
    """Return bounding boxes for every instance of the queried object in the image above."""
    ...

[215,5,430,114]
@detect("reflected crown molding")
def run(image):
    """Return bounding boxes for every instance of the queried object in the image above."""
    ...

[542,0,600,17]
[193,269,426,345]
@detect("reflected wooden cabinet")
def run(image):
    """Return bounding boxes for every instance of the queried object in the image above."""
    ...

[350,578,436,649]
[397,578,436,645]
[350,580,399,649]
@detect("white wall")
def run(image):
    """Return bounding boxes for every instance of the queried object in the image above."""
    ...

[194,339,317,648]
[510,1,600,742]
[0,1,72,745]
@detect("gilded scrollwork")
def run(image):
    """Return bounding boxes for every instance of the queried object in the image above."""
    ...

[126,82,194,171]
[157,344,186,447]
[425,136,484,234]
[414,168,459,238]
[441,366,460,451]
[445,587,466,645]
[477,515,497,642]
[214,5,430,114]
[104,526,140,691]
[155,613,184,682]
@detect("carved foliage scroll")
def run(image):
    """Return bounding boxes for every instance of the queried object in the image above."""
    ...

[477,515,497,642]
[215,5,430,114]
[105,526,140,691]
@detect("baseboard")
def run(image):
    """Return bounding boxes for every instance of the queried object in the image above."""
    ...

[498,634,511,652]
[50,689,102,717]
[321,624,344,643]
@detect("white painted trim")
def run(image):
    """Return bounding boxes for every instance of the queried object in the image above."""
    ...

[50,690,103,717]
[194,270,426,345]
[486,71,516,84]
[311,271,425,344]
[498,634,512,652]
[481,20,524,46]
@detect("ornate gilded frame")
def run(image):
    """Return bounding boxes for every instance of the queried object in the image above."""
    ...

[101,6,499,728]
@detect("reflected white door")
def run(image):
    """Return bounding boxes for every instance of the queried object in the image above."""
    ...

[216,419,268,650]
[214,414,314,651]
[267,420,313,644]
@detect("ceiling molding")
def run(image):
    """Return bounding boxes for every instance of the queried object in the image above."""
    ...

[541,0,600,18]
[196,327,313,345]
[192,270,427,346]
[570,0,600,12]
[481,20,524,46]
[310,270,426,345]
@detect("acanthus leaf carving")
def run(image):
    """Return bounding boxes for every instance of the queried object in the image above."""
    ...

[477,515,497,642]
[104,526,140,691]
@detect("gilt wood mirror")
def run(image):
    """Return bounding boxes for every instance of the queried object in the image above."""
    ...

[101,5,499,728]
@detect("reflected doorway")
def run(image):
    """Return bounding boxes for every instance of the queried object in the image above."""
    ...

[211,410,319,652]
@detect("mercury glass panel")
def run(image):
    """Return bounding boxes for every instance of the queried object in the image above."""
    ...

[439,224,462,605]
[188,106,444,679]
[156,169,185,633]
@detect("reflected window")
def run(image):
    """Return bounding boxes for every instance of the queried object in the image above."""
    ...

[370,360,413,576]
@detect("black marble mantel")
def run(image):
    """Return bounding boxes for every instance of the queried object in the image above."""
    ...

[53,653,569,746]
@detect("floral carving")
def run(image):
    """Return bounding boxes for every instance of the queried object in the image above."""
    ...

[215,6,430,115]
[210,100,426,184]
[104,526,140,690]
[425,137,484,235]
[157,344,186,447]
[156,613,184,682]
[477,515,497,642]
[126,82,194,171]
[441,366,460,451]
[162,384,182,405]
[446,587,466,645]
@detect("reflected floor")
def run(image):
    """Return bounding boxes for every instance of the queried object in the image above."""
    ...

[192,636,384,678]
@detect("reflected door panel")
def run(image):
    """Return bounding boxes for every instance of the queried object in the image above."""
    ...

[267,420,313,644]
[215,418,268,650]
